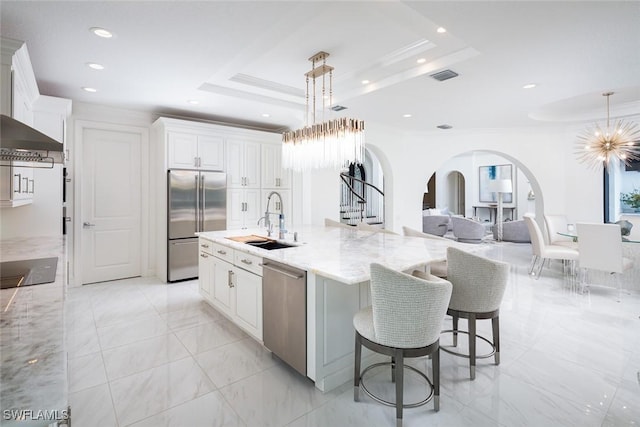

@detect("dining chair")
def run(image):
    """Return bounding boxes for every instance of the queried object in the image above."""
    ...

[353,263,452,427]
[523,214,579,279]
[543,214,578,249]
[402,226,448,278]
[576,222,634,300]
[435,247,509,380]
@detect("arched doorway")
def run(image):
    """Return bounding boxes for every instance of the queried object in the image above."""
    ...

[446,171,465,215]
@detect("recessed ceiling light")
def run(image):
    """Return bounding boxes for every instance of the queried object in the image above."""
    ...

[416,58,426,64]
[90,27,113,38]
[187,100,199,105]
[436,27,447,34]
[82,87,97,93]
[403,114,412,118]
[361,80,370,85]
[261,113,270,118]
[522,83,537,89]
[86,62,104,70]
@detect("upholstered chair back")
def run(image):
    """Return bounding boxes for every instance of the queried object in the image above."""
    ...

[369,263,452,348]
[446,247,509,313]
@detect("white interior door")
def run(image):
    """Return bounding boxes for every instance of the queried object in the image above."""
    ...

[81,127,142,284]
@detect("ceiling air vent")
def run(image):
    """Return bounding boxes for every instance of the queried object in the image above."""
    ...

[430,69,459,82]
[437,124,453,130]
[331,105,347,111]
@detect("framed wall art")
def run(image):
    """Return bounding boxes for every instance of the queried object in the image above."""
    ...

[479,164,513,203]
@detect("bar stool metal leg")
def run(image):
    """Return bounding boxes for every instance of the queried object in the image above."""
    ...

[492,316,500,365]
[354,332,361,401]
[433,344,440,411]
[452,314,459,347]
[469,313,476,380]
[395,349,404,427]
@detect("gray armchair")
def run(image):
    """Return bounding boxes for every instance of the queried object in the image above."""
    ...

[422,215,450,237]
[451,217,486,243]
[492,220,530,243]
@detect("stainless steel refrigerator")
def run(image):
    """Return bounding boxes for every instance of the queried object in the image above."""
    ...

[168,170,226,282]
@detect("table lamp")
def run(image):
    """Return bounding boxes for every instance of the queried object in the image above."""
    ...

[488,179,513,241]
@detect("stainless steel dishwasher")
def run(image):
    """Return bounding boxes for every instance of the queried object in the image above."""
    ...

[262,260,307,376]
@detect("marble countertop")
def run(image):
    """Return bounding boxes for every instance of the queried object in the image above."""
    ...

[198,225,480,284]
[0,236,68,425]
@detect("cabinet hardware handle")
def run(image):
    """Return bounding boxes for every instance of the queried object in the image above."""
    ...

[217,250,226,255]
[228,270,235,288]
[201,244,210,248]
[28,179,34,194]
[22,177,29,193]
[194,157,199,167]
[200,253,208,258]
[13,174,21,193]
[83,222,96,228]
[241,259,253,265]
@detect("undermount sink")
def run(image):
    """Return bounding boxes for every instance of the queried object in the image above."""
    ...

[245,240,297,250]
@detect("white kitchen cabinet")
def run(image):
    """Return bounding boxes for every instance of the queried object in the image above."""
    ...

[168,131,224,170]
[198,242,214,300]
[212,257,234,317]
[198,238,263,340]
[0,162,34,207]
[227,188,261,229]
[227,139,260,188]
[261,143,290,189]
[233,266,263,340]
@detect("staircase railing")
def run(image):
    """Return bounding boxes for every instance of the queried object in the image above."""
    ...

[339,172,384,226]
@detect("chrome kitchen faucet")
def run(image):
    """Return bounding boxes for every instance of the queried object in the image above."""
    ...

[258,191,286,239]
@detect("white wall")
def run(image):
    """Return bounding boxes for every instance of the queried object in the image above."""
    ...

[303,122,603,234]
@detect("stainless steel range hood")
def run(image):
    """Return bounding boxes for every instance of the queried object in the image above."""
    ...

[0,114,64,167]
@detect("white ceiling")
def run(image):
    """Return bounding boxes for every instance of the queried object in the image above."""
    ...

[1,1,639,133]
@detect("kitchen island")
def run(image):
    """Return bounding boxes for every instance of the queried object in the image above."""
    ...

[198,225,476,392]
[0,237,69,426]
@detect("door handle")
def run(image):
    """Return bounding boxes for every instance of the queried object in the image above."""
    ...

[200,174,205,231]
[195,175,200,232]
[83,222,96,228]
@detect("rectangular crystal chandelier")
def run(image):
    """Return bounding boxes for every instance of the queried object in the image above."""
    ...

[282,52,365,171]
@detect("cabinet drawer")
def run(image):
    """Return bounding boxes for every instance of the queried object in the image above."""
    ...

[199,238,214,255]
[210,242,233,262]
[234,250,263,276]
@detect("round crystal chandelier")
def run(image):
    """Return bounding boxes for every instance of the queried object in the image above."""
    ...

[575,92,640,170]
[282,52,365,171]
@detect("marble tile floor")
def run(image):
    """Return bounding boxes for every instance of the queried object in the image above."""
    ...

[66,243,640,427]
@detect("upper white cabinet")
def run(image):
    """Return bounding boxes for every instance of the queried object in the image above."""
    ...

[0,38,71,210]
[227,139,261,188]
[0,163,34,208]
[261,143,290,189]
[227,188,261,229]
[167,132,224,170]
